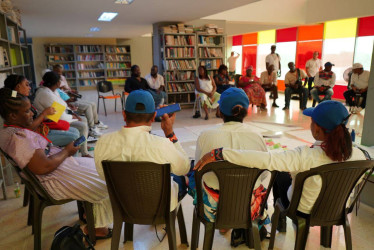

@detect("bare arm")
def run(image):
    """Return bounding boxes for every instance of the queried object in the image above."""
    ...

[30,107,55,131]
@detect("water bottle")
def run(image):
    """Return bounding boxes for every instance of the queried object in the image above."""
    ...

[351,129,356,142]
[14,182,20,198]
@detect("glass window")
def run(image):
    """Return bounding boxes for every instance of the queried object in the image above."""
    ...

[256,44,272,76]
[242,33,257,46]
[231,45,243,75]
[295,41,323,71]
[354,36,374,70]
[258,30,276,44]
[358,16,374,37]
[298,24,324,41]
[324,18,357,39]
[276,27,297,43]
[322,37,355,86]
[242,45,257,76]
[275,42,297,80]
[232,35,243,46]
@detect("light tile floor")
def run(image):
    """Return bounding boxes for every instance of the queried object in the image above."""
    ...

[0,91,372,250]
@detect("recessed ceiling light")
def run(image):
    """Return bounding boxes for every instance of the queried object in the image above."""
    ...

[90,27,101,32]
[115,0,134,4]
[98,12,118,22]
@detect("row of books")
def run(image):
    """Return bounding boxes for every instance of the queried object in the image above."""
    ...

[166,82,195,93]
[106,62,131,69]
[48,55,74,62]
[161,24,194,34]
[7,26,16,43]
[77,63,105,70]
[107,70,131,77]
[0,46,9,67]
[198,47,223,58]
[61,63,75,70]
[164,60,196,70]
[165,35,195,46]
[165,71,195,81]
[78,72,104,78]
[76,55,103,61]
[199,59,222,70]
[198,36,223,46]
[106,47,129,53]
[165,47,194,58]
[76,45,102,53]
[106,55,131,61]
[46,46,73,54]
[79,79,99,86]
[64,72,75,78]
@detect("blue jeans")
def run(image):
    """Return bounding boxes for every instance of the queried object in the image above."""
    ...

[47,127,80,147]
[147,89,167,107]
[310,88,334,103]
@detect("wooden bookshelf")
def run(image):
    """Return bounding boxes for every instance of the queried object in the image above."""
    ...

[161,33,197,104]
[0,10,33,88]
[197,33,225,79]
[44,44,131,90]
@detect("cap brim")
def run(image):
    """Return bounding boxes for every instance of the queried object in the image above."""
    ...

[302,107,314,117]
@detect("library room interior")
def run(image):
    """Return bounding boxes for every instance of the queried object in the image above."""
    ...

[1,0,374,249]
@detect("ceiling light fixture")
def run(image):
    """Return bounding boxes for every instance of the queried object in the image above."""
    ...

[98,12,118,22]
[90,27,101,32]
[114,0,135,4]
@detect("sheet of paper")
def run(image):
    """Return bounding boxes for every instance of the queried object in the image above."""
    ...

[46,101,66,122]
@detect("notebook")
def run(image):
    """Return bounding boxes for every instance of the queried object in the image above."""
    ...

[45,101,66,122]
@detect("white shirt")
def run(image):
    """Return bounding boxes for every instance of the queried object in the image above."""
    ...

[33,86,74,123]
[285,69,307,85]
[59,75,71,91]
[195,122,268,190]
[266,53,281,71]
[94,126,190,211]
[351,70,370,89]
[314,71,336,88]
[305,58,322,77]
[260,71,277,85]
[196,77,214,93]
[144,74,165,90]
[227,55,239,72]
[222,141,366,214]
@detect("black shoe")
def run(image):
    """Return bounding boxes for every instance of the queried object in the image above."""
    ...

[271,213,287,233]
[192,111,201,118]
[269,94,274,99]
[272,103,279,108]
[282,106,289,110]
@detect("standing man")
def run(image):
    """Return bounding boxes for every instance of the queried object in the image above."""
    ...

[124,65,150,93]
[144,65,167,108]
[311,62,336,104]
[343,63,369,113]
[283,62,309,110]
[260,64,279,107]
[227,51,240,78]
[305,51,323,97]
[266,45,281,76]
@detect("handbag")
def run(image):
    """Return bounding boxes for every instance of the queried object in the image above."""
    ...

[51,224,94,250]
[44,120,70,131]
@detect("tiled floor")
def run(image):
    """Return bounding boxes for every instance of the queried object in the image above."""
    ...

[0,90,372,250]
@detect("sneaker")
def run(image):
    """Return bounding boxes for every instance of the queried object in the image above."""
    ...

[192,111,201,119]
[87,136,98,143]
[90,127,102,137]
[95,121,108,130]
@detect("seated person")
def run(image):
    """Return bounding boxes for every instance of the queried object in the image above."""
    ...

[260,65,279,107]
[53,65,108,136]
[344,63,369,114]
[189,88,270,234]
[145,65,167,108]
[311,62,336,104]
[195,100,366,232]
[193,66,221,120]
[283,62,309,110]
[4,74,80,147]
[238,66,267,111]
[94,90,190,211]
[0,88,113,238]
[214,64,233,94]
[34,72,92,157]
[124,65,150,93]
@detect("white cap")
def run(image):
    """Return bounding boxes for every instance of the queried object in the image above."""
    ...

[352,63,363,70]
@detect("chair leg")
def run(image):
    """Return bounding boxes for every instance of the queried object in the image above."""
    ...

[177,206,189,246]
[83,202,96,245]
[33,197,47,250]
[268,206,281,249]
[77,201,85,222]
[203,222,215,250]
[23,186,29,207]
[343,214,353,250]
[97,97,100,113]
[111,219,122,250]
[320,226,333,248]
[251,220,262,250]
[166,210,177,250]
[294,217,310,250]
[28,194,34,227]
[124,223,134,243]
[191,207,200,250]
[115,98,117,112]
[102,99,107,116]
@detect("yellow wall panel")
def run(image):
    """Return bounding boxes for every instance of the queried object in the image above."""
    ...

[258,30,276,44]
[324,18,358,39]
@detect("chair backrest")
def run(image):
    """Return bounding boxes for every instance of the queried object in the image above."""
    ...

[102,161,171,225]
[288,160,374,226]
[97,81,114,94]
[234,74,242,87]
[195,161,276,229]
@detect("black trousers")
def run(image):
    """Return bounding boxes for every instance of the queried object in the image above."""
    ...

[307,77,314,95]
[273,172,292,208]
[343,89,367,108]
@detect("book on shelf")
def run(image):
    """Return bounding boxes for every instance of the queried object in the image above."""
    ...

[10,48,17,66]
[48,55,74,62]
[79,79,99,86]
[106,47,128,53]
[199,47,223,58]
[198,36,223,46]
[165,47,194,58]
[165,71,195,81]
[77,62,105,70]
[0,73,7,88]
[62,63,75,70]
[107,70,130,77]
[164,35,195,46]
[76,54,103,61]
[0,46,5,67]
[3,49,9,66]
[106,54,130,61]
[7,26,16,43]
[106,62,131,69]
[199,59,222,69]
[167,82,195,93]
[76,45,102,53]
[163,59,196,70]
[78,71,104,78]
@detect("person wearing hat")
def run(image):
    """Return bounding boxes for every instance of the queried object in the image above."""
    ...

[310,62,336,104]
[266,45,281,76]
[94,90,190,211]
[343,63,369,114]
[189,88,270,234]
[283,62,309,110]
[194,100,366,231]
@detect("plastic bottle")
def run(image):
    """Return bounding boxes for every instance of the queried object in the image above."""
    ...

[14,182,20,198]
[351,129,356,142]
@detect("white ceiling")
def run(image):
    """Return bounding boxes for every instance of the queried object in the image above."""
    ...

[13,0,258,38]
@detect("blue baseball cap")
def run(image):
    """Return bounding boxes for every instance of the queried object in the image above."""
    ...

[125,90,155,114]
[303,101,349,132]
[218,88,249,116]
[324,62,335,67]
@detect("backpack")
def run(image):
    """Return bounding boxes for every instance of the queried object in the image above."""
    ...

[51,224,94,250]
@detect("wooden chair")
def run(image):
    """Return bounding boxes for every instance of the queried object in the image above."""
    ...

[97,80,123,116]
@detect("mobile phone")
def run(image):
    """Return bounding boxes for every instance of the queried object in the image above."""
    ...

[156,103,181,118]
[73,136,86,147]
